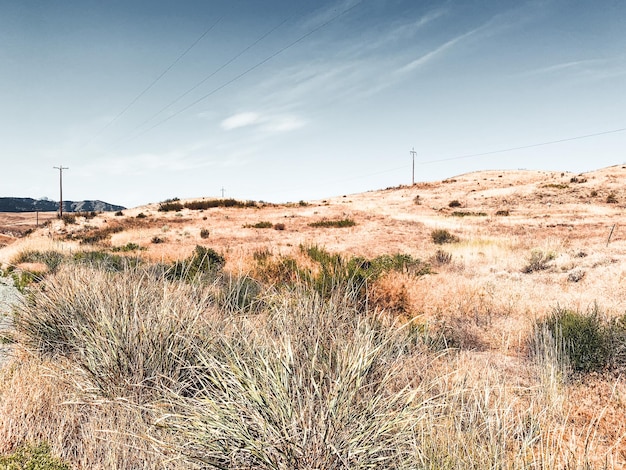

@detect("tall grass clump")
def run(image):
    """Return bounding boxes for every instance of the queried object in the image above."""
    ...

[12,265,218,400]
[155,288,420,469]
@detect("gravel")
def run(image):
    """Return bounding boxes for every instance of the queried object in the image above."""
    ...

[0,277,20,368]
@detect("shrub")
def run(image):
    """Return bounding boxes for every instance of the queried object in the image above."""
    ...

[431,249,452,266]
[244,221,272,229]
[151,236,165,244]
[136,212,147,218]
[273,223,286,231]
[115,210,124,216]
[448,200,462,208]
[72,250,132,272]
[590,190,598,197]
[495,209,510,216]
[167,245,225,281]
[606,192,618,204]
[451,211,487,217]
[0,442,70,470]
[182,199,258,210]
[159,201,184,212]
[61,214,76,224]
[308,219,356,228]
[200,228,210,239]
[12,250,66,273]
[534,307,609,373]
[522,250,555,273]
[111,242,143,252]
[431,229,459,245]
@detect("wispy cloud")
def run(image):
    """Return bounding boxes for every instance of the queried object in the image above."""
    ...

[221,112,260,130]
[396,26,483,74]
[220,110,306,134]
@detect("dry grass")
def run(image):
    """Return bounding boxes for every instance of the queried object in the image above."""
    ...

[1,166,626,467]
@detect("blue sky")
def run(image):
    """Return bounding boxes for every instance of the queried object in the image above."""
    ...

[2,0,626,207]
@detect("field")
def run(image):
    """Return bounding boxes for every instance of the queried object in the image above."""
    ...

[0,166,625,469]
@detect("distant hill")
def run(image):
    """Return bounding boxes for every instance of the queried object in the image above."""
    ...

[0,198,125,213]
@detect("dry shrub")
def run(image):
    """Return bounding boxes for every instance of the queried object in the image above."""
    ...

[370,272,411,315]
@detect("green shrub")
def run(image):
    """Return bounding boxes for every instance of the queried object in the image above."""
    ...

[12,250,66,273]
[167,245,225,281]
[111,242,143,252]
[308,219,356,228]
[495,209,510,216]
[273,223,286,231]
[151,236,165,244]
[244,221,272,229]
[115,210,124,216]
[448,200,462,208]
[522,250,555,273]
[606,192,618,204]
[72,250,132,272]
[182,199,258,210]
[451,211,487,217]
[431,229,459,245]
[535,307,609,373]
[0,442,70,470]
[200,228,210,239]
[136,212,147,219]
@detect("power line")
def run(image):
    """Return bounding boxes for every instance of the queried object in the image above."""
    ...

[118,0,365,146]
[119,13,296,142]
[421,126,626,164]
[84,16,222,146]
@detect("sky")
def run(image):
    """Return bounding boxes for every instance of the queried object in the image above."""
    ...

[2,0,626,208]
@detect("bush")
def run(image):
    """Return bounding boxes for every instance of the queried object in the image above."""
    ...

[167,245,225,281]
[136,212,147,219]
[200,228,210,239]
[522,250,555,273]
[534,307,609,373]
[448,200,462,208]
[244,221,272,229]
[159,201,184,212]
[0,442,70,470]
[431,249,452,266]
[273,223,286,231]
[495,209,510,216]
[61,214,76,224]
[12,250,66,273]
[431,229,459,245]
[72,250,133,272]
[451,211,487,217]
[308,219,356,228]
[115,210,124,216]
[151,236,165,244]
[606,192,618,204]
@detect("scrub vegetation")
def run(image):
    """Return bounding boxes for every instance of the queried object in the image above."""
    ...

[1,166,626,468]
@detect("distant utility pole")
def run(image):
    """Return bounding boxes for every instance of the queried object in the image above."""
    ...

[221,187,226,198]
[53,165,69,218]
[410,148,417,185]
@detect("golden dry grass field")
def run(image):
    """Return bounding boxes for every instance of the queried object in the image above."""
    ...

[0,165,625,468]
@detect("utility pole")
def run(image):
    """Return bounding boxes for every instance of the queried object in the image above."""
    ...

[53,165,69,219]
[410,148,417,185]
[220,187,225,198]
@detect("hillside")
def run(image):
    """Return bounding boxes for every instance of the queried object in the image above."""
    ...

[0,165,625,468]
[0,197,125,213]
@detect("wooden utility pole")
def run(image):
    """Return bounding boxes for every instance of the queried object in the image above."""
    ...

[410,148,417,185]
[221,187,226,198]
[53,165,69,218]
